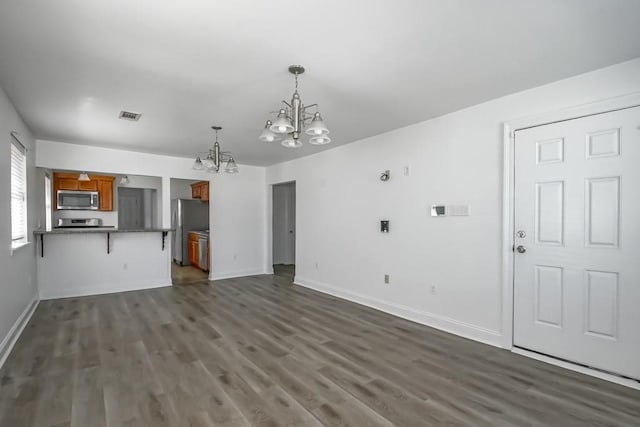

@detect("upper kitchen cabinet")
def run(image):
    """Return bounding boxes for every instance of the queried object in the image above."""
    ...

[98,179,114,211]
[78,179,98,191]
[57,176,79,190]
[53,172,115,211]
[191,181,209,202]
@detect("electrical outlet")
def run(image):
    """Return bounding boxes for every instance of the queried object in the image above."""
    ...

[315,261,319,270]
[430,284,436,295]
[384,274,390,284]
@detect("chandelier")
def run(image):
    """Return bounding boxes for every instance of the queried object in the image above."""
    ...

[192,126,238,173]
[259,65,330,148]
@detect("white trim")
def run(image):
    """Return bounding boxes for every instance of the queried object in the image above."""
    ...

[0,297,39,370]
[40,280,171,300]
[10,240,32,256]
[210,268,272,281]
[503,92,640,133]
[295,277,502,347]
[512,348,640,391]
[501,124,516,349]
[501,92,640,380]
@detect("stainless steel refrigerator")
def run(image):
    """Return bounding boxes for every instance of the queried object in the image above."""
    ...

[171,199,209,266]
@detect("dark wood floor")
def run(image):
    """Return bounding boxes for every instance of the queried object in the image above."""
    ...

[1,273,638,426]
[172,263,209,285]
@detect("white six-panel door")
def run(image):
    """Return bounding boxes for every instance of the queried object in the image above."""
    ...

[513,106,640,380]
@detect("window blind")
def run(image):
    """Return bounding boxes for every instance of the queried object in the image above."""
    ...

[11,135,27,246]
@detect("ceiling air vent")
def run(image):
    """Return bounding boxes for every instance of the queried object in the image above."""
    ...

[118,110,142,121]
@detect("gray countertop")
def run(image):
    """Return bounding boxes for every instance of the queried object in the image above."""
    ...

[34,228,173,235]
[189,230,210,238]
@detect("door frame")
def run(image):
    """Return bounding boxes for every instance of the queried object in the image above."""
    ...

[270,180,297,267]
[501,92,640,388]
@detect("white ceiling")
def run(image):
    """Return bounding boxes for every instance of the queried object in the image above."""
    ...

[1,0,639,166]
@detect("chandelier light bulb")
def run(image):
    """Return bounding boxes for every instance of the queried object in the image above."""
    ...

[281,137,302,148]
[225,157,239,173]
[270,109,294,134]
[260,131,276,142]
[305,112,329,136]
[309,135,331,145]
[259,120,278,142]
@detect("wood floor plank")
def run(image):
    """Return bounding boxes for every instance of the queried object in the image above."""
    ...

[71,366,105,427]
[0,270,638,426]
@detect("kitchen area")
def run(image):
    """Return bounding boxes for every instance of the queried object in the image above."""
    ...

[34,168,213,298]
[170,178,211,284]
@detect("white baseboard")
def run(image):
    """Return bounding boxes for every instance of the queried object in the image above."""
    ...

[512,347,640,390]
[294,277,502,347]
[210,268,272,281]
[39,279,172,300]
[0,297,39,370]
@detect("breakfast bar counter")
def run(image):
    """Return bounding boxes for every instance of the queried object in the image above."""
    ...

[35,228,175,299]
[34,228,173,257]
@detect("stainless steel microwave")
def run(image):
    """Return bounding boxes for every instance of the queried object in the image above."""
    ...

[57,190,100,210]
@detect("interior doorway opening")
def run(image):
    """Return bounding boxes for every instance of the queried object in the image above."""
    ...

[272,181,296,281]
[170,178,210,285]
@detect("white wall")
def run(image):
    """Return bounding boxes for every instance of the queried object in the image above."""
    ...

[170,178,196,200]
[209,163,269,279]
[0,87,39,366]
[37,232,171,299]
[266,58,640,346]
[36,141,268,281]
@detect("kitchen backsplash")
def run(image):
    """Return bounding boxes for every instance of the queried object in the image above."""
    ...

[53,210,118,227]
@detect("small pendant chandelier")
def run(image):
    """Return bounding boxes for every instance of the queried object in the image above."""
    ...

[192,126,238,174]
[259,65,330,148]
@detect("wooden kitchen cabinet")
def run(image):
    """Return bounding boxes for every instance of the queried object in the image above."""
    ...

[53,172,115,211]
[78,180,98,191]
[200,182,209,201]
[97,179,114,211]
[188,231,209,271]
[190,181,209,202]
[57,178,79,190]
[188,232,199,267]
[191,183,201,198]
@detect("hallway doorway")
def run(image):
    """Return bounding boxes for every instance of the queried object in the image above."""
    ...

[272,181,296,278]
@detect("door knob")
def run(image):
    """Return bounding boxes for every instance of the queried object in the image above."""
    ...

[516,245,526,253]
